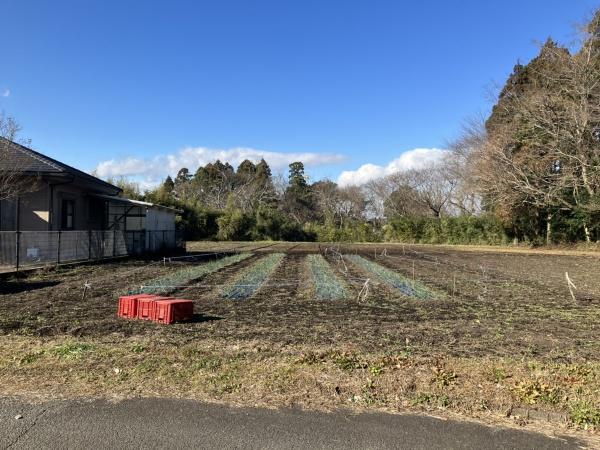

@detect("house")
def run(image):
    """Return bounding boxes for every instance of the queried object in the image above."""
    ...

[0,137,183,269]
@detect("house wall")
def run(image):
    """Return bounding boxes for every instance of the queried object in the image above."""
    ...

[3,177,175,235]
[146,208,176,231]
[52,183,92,230]
[19,185,51,231]
[7,181,107,232]
[0,199,17,231]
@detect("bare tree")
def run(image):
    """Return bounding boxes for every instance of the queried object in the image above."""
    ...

[271,172,288,200]
[365,153,472,220]
[405,163,456,217]
[443,137,482,215]
[364,176,395,218]
[189,161,236,211]
[313,181,367,225]
[467,30,600,242]
[231,176,277,213]
[0,113,35,202]
[336,185,368,224]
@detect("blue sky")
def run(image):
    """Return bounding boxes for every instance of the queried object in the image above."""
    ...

[1,0,598,188]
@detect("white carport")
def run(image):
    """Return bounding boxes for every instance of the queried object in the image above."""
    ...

[90,194,182,253]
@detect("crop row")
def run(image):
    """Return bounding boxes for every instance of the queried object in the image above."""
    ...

[346,255,436,299]
[134,253,252,295]
[307,254,347,300]
[221,253,285,300]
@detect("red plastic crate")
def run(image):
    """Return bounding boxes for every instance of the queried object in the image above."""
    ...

[118,294,160,319]
[153,299,194,324]
[136,296,171,320]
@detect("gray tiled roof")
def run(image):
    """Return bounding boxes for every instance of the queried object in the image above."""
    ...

[0,137,121,193]
[0,137,64,173]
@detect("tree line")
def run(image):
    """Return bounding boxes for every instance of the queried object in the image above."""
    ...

[134,159,378,242]
[131,9,600,244]
[114,152,504,244]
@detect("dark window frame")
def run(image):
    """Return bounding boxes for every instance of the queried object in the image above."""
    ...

[61,199,75,230]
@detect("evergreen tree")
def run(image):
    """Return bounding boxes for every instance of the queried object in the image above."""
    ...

[254,159,277,208]
[288,161,308,189]
[283,162,315,222]
[236,159,256,176]
[163,175,175,193]
[192,160,235,210]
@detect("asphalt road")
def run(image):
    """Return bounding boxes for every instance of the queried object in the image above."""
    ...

[0,397,584,449]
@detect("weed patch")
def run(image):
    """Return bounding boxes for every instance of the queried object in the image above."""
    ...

[570,401,600,429]
[334,354,366,371]
[513,379,560,405]
[412,392,451,408]
[432,366,457,388]
[52,343,95,359]
[18,350,46,365]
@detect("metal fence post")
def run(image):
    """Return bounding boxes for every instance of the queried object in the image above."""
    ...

[88,230,92,261]
[14,197,20,272]
[113,229,116,257]
[15,231,20,272]
[57,231,61,264]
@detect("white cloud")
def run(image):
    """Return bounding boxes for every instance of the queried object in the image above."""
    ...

[337,148,449,187]
[1,89,10,98]
[94,146,347,187]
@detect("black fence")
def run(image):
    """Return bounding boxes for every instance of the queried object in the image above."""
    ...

[0,230,185,272]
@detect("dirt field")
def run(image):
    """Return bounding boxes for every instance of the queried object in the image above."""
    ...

[1,242,599,441]
[2,242,599,359]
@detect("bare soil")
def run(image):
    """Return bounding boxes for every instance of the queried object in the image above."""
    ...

[1,242,599,439]
[1,244,599,361]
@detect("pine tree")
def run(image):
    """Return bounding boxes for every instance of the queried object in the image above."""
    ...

[163,175,175,192]
[254,159,277,208]
[283,162,315,222]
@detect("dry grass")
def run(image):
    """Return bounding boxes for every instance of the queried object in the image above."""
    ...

[1,336,599,439]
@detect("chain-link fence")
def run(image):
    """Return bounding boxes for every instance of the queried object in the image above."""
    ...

[0,230,185,272]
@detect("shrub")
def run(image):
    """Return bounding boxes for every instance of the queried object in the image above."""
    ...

[570,401,600,429]
[307,221,384,243]
[386,215,509,245]
[217,209,255,241]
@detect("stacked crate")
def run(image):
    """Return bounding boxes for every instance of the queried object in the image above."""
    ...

[117,294,194,324]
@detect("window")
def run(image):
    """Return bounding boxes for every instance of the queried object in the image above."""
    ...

[61,199,75,230]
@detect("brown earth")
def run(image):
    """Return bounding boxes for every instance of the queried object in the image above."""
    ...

[1,243,599,360]
[1,242,599,440]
